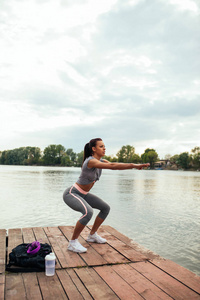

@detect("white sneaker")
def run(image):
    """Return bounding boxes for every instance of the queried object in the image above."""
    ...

[67,239,87,253]
[87,232,107,244]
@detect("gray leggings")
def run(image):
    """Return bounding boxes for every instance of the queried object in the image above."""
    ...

[63,185,110,226]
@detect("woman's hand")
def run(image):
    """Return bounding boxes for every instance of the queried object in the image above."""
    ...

[134,163,150,170]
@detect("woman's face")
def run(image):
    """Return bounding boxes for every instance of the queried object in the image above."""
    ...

[92,140,106,157]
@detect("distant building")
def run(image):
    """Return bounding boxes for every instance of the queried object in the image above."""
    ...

[154,160,178,170]
[154,160,168,168]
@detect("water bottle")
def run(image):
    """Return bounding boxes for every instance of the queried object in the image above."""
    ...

[45,252,56,276]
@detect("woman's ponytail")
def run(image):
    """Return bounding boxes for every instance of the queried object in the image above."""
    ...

[82,138,102,166]
[83,142,92,162]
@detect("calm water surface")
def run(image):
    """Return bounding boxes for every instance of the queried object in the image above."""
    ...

[0,165,200,276]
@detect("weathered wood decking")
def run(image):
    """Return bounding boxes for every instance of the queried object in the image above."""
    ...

[0,225,200,299]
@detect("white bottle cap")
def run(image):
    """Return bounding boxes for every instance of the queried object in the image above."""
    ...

[45,252,55,260]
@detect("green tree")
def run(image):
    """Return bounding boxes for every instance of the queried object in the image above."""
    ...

[43,144,67,165]
[141,148,158,168]
[43,145,57,165]
[24,147,41,165]
[0,150,7,164]
[76,151,84,167]
[191,147,200,169]
[66,148,76,165]
[55,144,66,164]
[61,154,71,166]
[5,150,15,165]
[104,155,118,162]
[170,154,179,164]
[5,148,27,165]
[0,148,27,165]
[116,145,138,163]
[177,152,190,170]
[132,153,142,163]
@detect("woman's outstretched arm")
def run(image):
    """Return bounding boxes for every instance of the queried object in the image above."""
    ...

[88,158,150,170]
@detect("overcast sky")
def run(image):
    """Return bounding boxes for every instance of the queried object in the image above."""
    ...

[0,0,199,158]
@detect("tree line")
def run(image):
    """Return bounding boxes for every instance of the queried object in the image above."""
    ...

[0,145,82,167]
[0,144,200,170]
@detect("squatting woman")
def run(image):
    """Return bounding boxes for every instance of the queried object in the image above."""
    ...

[63,138,150,253]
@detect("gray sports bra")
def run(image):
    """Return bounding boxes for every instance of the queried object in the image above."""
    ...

[77,156,103,185]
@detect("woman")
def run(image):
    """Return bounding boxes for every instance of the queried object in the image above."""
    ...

[63,138,150,253]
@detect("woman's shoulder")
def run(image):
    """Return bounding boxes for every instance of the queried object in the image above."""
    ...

[82,156,95,169]
[84,156,95,163]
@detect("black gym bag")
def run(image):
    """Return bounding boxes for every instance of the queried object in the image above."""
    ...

[6,242,52,272]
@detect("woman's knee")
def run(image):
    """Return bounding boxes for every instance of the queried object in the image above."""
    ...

[79,207,93,225]
[99,203,110,219]
[104,203,110,216]
[87,208,94,221]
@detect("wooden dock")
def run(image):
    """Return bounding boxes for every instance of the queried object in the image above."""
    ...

[0,225,200,299]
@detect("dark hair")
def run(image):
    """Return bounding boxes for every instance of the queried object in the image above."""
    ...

[83,138,102,165]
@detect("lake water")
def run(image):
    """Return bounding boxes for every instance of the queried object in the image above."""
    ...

[0,165,200,276]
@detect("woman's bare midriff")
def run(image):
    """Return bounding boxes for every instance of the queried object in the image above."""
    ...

[76,182,95,192]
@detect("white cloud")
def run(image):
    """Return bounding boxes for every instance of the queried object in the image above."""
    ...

[0,100,104,137]
[168,0,199,13]
[100,51,161,76]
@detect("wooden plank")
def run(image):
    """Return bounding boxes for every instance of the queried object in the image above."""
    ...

[44,227,85,268]
[0,229,6,273]
[58,225,74,239]
[59,226,107,267]
[5,273,26,300]
[33,227,49,244]
[7,229,23,264]
[22,273,42,300]
[56,269,83,300]
[74,267,119,300]
[86,242,129,264]
[111,263,172,300]
[151,259,200,295]
[67,268,93,300]
[132,261,200,300]
[90,227,148,262]
[78,236,110,266]
[103,225,160,260]
[37,272,67,300]
[81,227,129,264]
[0,274,5,300]
[22,228,35,243]
[94,265,143,299]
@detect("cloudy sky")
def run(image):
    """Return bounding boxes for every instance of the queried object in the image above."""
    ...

[0,0,199,158]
